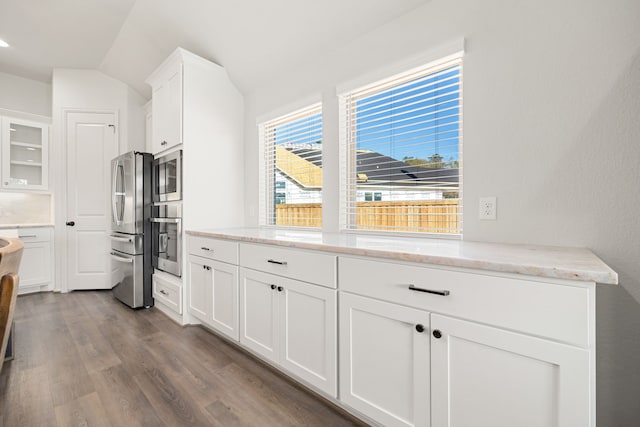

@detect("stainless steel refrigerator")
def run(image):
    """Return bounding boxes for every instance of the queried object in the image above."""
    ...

[110,151,153,308]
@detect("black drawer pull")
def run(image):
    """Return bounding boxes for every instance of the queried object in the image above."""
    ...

[408,285,450,296]
[270,284,276,290]
[201,247,212,251]
[267,259,287,266]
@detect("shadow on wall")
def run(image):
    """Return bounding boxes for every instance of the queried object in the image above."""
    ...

[546,49,640,426]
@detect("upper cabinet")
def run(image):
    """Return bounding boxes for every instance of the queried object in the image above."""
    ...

[1,116,49,190]
[148,58,182,154]
[145,48,245,231]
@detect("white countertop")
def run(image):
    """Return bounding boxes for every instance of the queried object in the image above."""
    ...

[0,223,54,229]
[187,227,618,285]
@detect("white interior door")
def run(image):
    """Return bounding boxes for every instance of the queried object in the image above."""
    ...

[66,112,118,290]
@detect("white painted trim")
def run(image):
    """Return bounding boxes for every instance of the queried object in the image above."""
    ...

[255,93,322,125]
[0,107,51,123]
[335,38,465,95]
[55,108,119,293]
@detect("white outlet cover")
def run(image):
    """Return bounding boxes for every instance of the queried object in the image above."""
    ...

[479,197,497,220]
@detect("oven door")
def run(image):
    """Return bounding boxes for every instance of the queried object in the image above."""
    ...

[153,150,182,202]
[150,217,182,277]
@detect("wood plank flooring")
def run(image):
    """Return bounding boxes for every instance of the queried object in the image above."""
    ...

[0,291,365,427]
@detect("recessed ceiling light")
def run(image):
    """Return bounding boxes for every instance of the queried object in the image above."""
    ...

[0,39,9,47]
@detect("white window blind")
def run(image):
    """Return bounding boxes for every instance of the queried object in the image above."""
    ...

[259,103,323,227]
[340,57,462,235]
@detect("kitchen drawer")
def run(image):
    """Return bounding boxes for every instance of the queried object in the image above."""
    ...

[153,274,182,314]
[17,227,52,243]
[240,243,336,289]
[339,257,591,347]
[188,235,238,264]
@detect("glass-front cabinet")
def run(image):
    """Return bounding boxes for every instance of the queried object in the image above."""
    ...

[1,117,49,190]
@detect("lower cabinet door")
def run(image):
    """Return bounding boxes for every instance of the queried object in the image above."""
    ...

[188,255,212,321]
[279,277,337,396]
[209,260,239,341]
[239,268,279,362]
[188,255,239,341]
[430,314,591,427]
[339,292,430,427]
[19,242,52,289]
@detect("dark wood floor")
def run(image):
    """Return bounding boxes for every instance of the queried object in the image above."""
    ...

[0,290,364,427]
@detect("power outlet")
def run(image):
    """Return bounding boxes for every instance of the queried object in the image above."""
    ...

[479,197,497,220]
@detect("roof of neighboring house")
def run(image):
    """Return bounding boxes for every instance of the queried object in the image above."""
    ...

[277,147,459,189]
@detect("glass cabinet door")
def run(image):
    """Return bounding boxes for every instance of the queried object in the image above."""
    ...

[2,117,49,190]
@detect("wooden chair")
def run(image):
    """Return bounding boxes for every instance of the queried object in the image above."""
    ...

[0,237,23,373]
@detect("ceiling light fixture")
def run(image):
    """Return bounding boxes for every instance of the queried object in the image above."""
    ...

[0,39,9,48]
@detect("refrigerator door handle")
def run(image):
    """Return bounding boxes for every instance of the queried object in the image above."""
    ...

[111,160,120,225]
[110,235,132,243]
[110,251,133,263]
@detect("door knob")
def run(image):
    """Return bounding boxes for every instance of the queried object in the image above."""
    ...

[66,221,75,226]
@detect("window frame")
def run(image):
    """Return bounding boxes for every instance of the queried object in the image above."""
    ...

[258,102,323,228]
[339,55,463,238]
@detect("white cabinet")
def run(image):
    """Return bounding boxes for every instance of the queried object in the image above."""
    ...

[149,59,182,154]
[339,292,430,427]
[187,254,239,341]
[339,256,595,427]
[239,267,337,396]
[17,227,53,294]
[153,271,182,320]
[1,117,49,190]
[430,314,590,427]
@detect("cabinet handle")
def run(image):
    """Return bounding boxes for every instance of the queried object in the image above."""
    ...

[161,140,168,146]
[201,247,212,251]
[159,289,169,296]
[432,329,443,339]
[202,265,211,271]
[270,284,276,290]
[18,234,37,238]
[277,286,284,292]
[408,285,450,296]
[267,259,287,266]
[415,324,425,333]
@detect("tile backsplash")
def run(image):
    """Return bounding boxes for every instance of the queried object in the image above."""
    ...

[0,192,52,224]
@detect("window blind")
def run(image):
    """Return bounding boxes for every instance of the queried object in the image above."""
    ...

[260,103,323,227]
[340,58,462,234]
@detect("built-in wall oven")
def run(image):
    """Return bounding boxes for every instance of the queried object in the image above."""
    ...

[153,150,182,202]
[151,150,183,277]
[151,204,182,277]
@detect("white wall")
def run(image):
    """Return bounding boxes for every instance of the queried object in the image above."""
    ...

[243,0,640,424]
[0,71,51,117]
[51,69,146,292]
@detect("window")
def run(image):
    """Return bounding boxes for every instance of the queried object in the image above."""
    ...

[259,103,323,227]
[340,56,462,235]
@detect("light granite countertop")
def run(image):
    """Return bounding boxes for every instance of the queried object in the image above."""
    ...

[0,224,54,229]
[187,227,618,285]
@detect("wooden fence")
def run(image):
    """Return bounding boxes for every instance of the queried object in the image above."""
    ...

[275,200,461,233]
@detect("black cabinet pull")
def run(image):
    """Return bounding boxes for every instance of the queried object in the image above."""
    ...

[267,259,287,266]
[432,329,443,339]
[415,324,425,333]
[408,285,450,296]
[201,247,212,251]
[270,284,276,290]
[66,221,75,226]
[277,286,284,292]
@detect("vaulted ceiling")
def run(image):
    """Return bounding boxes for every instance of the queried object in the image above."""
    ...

[0,0,430,98]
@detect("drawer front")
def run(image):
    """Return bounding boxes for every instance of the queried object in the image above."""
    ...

[339,257,591,347]
[188,236,238,264]
[18,227,52,243]
[240,243,336,289]
[153,274,182,314]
